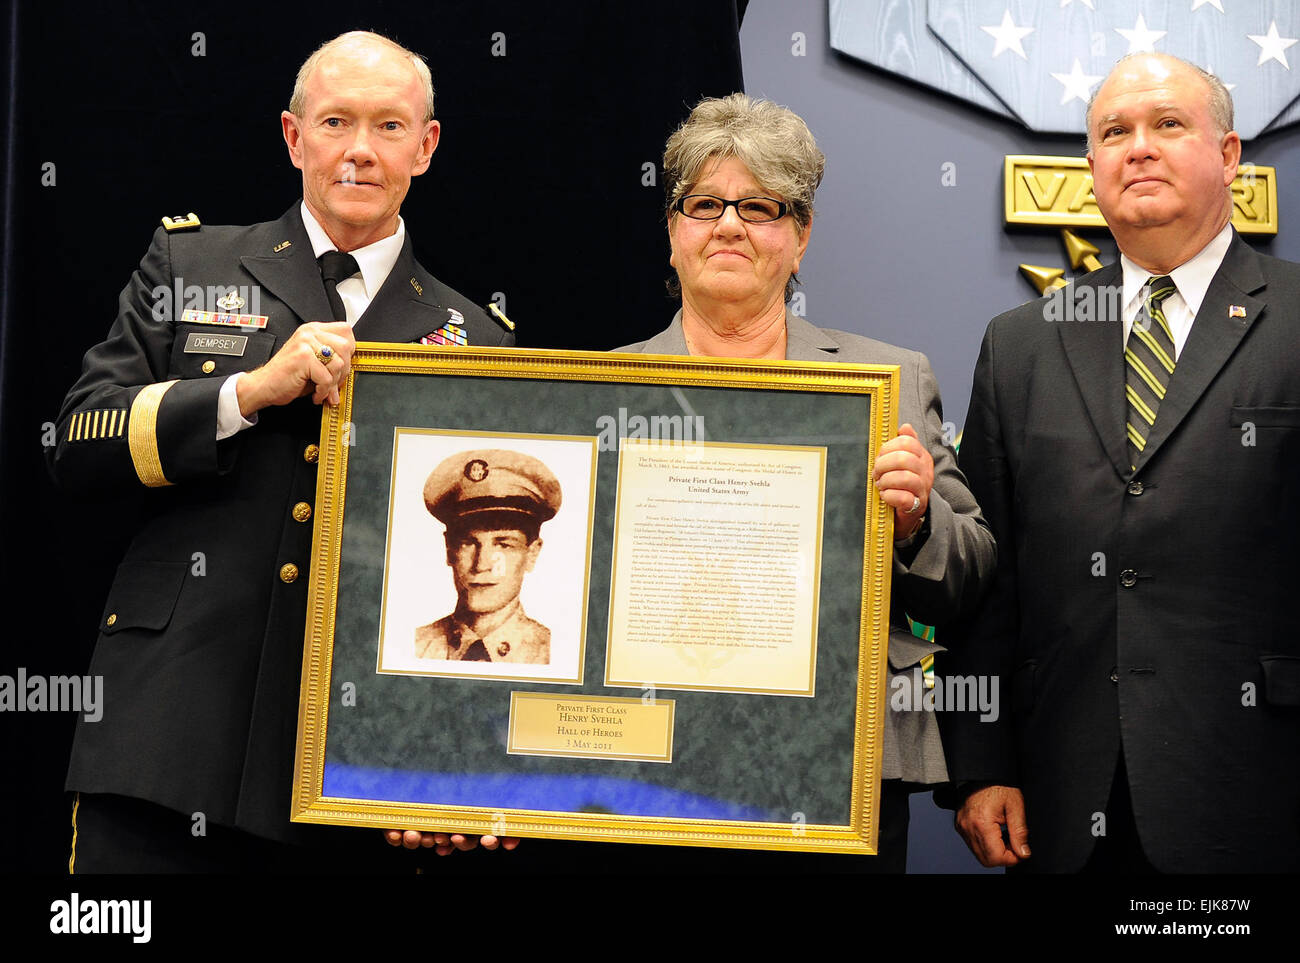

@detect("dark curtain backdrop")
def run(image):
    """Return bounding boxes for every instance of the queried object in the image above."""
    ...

[1,0,748,873]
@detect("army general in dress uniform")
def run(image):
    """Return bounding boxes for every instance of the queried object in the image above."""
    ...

[415,449,561,665]
[48,31,516,868]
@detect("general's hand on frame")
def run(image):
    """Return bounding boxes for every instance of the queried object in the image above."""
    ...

[236,321,356,415]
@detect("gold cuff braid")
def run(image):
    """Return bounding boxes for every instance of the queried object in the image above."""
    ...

[128,380,179,487]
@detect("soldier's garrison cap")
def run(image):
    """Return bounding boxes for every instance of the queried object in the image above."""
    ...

[424,450,562,527]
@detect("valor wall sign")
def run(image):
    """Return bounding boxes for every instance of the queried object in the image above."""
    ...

[1006,155,1279,295]
[293,344,899,853]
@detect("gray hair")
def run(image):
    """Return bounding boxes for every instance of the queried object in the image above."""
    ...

[289,31,436,123]
[663,93,825,300]
[664,94,824,230]
[1085,53,1234,153]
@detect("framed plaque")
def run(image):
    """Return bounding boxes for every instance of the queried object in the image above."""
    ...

[293,344,898,854]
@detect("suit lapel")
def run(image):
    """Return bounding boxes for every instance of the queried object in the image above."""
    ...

[352,236,451,343]
[239,206,334,326]
[1056,263,1131,480]
[783,311,843,361]
[1136,236,1265,470]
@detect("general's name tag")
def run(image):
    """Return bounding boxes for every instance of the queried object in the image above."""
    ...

[181,309,268,329]
[183,332,249,356]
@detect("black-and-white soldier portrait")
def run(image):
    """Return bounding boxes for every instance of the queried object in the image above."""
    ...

[377,431,595,683]
[414,449,561,665]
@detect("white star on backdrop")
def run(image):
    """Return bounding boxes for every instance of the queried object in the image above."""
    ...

[1052,58,1103,105]
[1191,0,1224,12]
[981,9,1035,60]
[1248,21,1298,68]
[1115,14,1167,54]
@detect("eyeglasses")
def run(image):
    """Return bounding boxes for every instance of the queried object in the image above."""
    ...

[674,194,790,223]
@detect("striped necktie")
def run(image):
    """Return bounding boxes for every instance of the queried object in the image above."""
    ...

[1125,275,1178,471]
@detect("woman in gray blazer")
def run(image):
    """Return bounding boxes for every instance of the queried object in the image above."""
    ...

[618,94,996,871]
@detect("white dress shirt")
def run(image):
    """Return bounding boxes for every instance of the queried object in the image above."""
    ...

[1120,221,1234,360]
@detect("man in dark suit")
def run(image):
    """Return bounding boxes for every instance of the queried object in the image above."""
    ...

[941,52,1300,872]
[48,31,513,870]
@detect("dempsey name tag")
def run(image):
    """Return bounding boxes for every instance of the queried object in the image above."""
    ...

[181,308,268,329]
[183,332,249,356]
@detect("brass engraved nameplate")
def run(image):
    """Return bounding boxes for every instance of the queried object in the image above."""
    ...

[507,692,675,763]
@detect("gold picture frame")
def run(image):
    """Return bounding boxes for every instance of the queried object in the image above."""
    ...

[293,344,898,854]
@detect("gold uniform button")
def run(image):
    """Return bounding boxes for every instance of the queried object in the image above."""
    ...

[304,444,320,464]
[201,360,216,374]
[292,502,312,522]
[497,642,511,657]
[279,563,299,583]
[106,613,117,627]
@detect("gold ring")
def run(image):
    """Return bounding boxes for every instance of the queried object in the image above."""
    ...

[315,345,333,366]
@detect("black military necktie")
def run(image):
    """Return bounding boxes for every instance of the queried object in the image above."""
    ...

[1125,275,1179,470]
[318,251,360,323]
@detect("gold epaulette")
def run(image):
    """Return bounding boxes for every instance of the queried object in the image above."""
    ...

[161,212,201,232]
